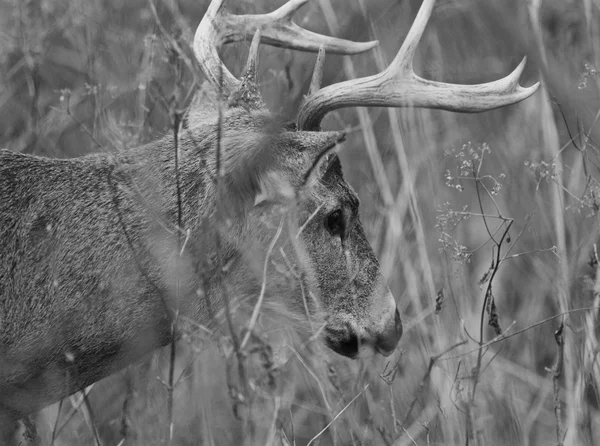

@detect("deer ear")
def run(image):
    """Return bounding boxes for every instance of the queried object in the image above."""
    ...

[298,131,345,190]
[252,171,295,206]
[252,130,346,206]
[217,126,283,216]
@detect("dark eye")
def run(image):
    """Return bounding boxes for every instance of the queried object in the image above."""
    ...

[325,210,344,236]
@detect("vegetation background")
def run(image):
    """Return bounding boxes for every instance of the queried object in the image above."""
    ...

[1,0,600,444]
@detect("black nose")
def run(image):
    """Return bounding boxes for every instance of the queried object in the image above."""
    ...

[329,332,359,358]
[375,309,402,356]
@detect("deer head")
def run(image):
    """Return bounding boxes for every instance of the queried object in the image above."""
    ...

[187,0,539,358]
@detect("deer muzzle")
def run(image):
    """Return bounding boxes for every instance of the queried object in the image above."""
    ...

[325,299,402,359]
[374,308,403,356]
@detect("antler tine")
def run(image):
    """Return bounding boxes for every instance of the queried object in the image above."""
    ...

[308,46,326,96]
[241,28,262,85]
[255,0,378,54]
[228,29,264,108]
[389,0,434,75]
[193,0,379,98]
[194,0,238,93]
[297,0,540,131]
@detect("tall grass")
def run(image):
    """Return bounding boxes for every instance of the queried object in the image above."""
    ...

[1,0,600,444]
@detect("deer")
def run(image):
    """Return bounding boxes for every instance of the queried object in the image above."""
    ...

[0,0,538,442]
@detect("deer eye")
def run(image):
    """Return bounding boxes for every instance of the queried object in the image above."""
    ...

[325,210,344,237]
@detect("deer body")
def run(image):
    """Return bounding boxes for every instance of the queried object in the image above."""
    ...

[0,135,204,418]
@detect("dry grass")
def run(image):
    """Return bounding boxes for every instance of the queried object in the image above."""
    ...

[2,0,600,444]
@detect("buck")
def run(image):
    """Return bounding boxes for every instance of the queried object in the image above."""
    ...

[0,0,538,442]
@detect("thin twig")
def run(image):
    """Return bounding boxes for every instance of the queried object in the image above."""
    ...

[306,384,369,446]
[471,219,512,400]
[81,391,102,446]
[546,323,565,446]
[212,66,250,431]
[441,306,600,361]
[50,399,64,446]
[241,216,285,350]
[401,341,466,426]
[166,103,184,446]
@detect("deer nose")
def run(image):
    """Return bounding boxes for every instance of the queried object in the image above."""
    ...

[375,308,402,356]
[335,332,359,358]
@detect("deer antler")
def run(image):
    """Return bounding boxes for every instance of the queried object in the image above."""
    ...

[297,0,540,130]
[193,0,378,102]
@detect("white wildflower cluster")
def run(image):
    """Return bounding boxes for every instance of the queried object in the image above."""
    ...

[524,159,557,182]
[436,202,472,263]
[578,63,598,90]
[444,142,503,194]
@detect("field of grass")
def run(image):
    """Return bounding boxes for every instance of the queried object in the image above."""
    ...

[1,0,600,445]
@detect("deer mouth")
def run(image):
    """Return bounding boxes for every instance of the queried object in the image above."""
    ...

[374,308,403,356]
[323,308,402,358]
